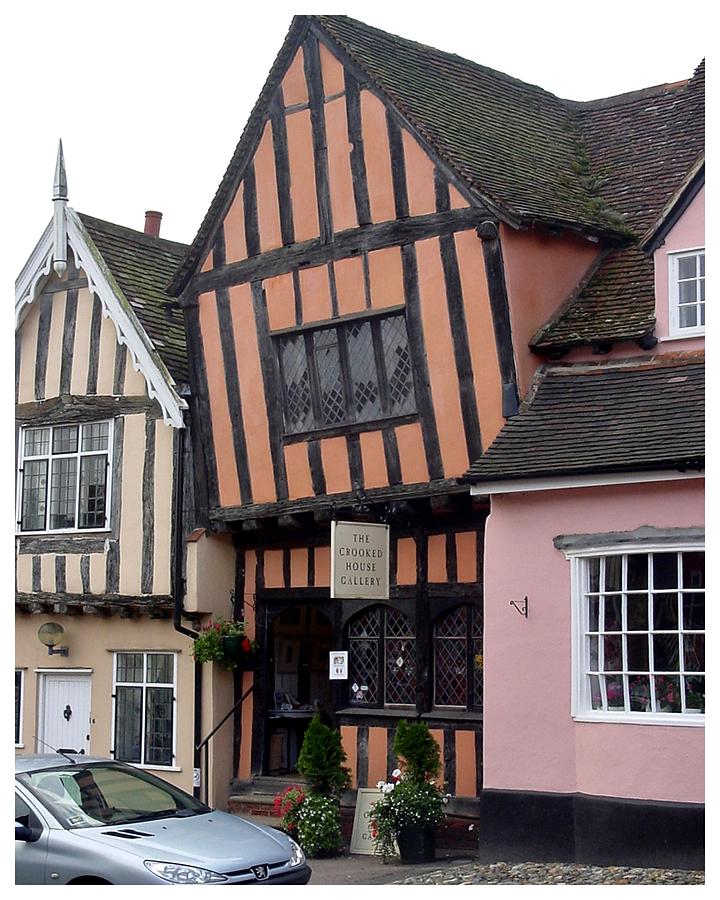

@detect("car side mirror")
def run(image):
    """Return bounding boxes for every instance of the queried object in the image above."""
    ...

[15,820,41,843]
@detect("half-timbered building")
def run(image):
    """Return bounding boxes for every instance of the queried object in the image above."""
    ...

[14,148,201,794]
[166,13,701,853]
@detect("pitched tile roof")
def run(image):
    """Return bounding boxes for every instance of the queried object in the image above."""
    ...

[463,354,704,483]
[534,63,704,349]
[78,213,189,383]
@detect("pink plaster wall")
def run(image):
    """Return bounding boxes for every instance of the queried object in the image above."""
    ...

[653,186,704,351]
[483,479,704,803]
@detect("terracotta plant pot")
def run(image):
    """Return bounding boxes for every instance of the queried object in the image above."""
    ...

[396,827,435,863]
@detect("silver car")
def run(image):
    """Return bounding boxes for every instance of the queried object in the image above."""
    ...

[15,754,311,885]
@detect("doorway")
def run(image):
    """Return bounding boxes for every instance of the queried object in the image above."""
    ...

[266,606,332,774]
[37,672,92,755]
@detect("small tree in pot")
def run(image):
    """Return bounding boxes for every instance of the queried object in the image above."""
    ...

[370,720,448,863]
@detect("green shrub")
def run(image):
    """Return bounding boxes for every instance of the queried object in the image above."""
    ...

[296,792,342,857]
[296,714,350,797]
[392,719,441,784]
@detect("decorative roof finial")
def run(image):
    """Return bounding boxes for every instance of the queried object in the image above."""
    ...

[52,139,68,277]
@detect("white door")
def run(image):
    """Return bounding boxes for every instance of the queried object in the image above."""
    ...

[38,673,92,755]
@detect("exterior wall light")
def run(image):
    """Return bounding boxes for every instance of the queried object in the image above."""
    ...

[37,622,69,656]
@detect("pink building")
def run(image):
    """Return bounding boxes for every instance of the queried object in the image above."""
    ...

[465,97,704,866]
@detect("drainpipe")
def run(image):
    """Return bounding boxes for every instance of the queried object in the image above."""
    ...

[171,416,202,797]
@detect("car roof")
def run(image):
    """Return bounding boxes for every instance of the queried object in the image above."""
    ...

[15,754,115,774]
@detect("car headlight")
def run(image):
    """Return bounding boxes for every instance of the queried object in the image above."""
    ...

[143,860,228,884]
[288,838,305,867]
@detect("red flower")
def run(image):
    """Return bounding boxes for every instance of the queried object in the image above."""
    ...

[241,637,252,653]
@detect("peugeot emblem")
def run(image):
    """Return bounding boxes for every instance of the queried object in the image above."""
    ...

[251,865,269,881]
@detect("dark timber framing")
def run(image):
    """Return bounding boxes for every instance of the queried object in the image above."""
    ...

[60,287,79,396]
[106,415,123,594]
[303,32,334,243]
[477,221,520,417]
[34,292,53,401]
[386,110,410,220]
[344,69,371,226]
[86,293,103,395]
[251,282,289,500]
[269,88,295,247]
[242,162,261,258]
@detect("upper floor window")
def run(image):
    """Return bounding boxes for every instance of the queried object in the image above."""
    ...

[17,421,112,533]
[669,249,705,337]
[275,310,417,437]
[572,548,704,723]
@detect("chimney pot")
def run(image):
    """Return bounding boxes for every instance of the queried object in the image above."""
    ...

[144,210,162,237]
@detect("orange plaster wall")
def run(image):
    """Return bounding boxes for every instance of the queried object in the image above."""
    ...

[455,531,478,583]
[228,283,276,504]
[286,109,320,242]
[197,292,241,507]
[325,96,358,233]
[415,236,468,477]
[200,249,213,273]
[319,41,345,97]
[283,442,314,500]
[239,670,254,778]
[341,725,359,789]
[359,430,389,489]
[449,184,469,209]
[402,129,436,217]
[500,223,599,399]
[314,546,330,586]
[367,246,405,308]
[265,272,296,331]
[264,549,284,589]
[453,229,505,451]
[368,727,388,787]
[290,548,309,587]
[254,119,283,253]
[454,730,477,797]
[334,256,366,315]
[320,436,351,495]
[281,46,308,107]
[395,423,429,484]
[223,182,248,264]
[299,264,333,323]
[360,90,395,224]
[395,538,416,585]
[427,534,447,582]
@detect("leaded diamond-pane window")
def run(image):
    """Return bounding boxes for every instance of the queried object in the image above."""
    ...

[18,421,112,532]
[434,605,483,710]
[348,606,415,707]
[276,311,416,435]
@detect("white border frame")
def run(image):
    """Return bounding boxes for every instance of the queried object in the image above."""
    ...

[111,651,178,771]
[668,246,705,339]
[566,542,704,728]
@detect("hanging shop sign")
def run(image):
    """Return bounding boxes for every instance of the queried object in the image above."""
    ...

[330,521,390,600]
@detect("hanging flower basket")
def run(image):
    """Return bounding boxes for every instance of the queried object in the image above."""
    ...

[191,619,258,671]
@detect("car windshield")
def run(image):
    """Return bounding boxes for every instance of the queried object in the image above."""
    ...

[17,763,210,829]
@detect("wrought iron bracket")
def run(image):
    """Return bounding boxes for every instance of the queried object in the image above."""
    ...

[509,596,528,618]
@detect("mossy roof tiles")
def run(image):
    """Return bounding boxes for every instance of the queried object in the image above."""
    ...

[78,213,189,383]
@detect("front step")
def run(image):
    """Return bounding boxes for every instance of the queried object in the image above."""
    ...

[227,775,308,823]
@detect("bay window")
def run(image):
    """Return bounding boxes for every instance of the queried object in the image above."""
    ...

[572,548,704,722]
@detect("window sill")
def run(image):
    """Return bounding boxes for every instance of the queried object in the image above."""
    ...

[573,712,704,727]
[662,330,705,341]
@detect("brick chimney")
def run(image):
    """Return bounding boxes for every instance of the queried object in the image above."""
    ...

[144,210,162,237]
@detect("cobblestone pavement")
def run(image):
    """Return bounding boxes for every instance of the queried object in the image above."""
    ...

[391,861,704,885]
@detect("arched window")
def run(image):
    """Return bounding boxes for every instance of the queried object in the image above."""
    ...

[433,605,483,709]
[347,606,416,707]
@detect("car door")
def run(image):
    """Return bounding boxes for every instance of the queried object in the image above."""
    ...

[15,790,50,885]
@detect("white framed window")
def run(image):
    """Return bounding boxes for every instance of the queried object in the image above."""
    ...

[17,421,113,533]
[570,547,704,725]
[112,652,176,768]
[15,670,24,747]
[669,248,705,337]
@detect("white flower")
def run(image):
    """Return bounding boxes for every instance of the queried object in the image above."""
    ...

[392,768,402,779]
[382,782,395,794]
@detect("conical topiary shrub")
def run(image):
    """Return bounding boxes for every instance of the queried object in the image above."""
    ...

[296,714,351,797]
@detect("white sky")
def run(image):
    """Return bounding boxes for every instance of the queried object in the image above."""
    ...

[6,0,707,278]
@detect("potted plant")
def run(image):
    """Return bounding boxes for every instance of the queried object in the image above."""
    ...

[272,784,306,839]
[369,720,448,863]
[191,619,257,671]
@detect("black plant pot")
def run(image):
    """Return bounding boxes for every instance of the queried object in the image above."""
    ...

[396,827,435,863]
[220,636,256,671]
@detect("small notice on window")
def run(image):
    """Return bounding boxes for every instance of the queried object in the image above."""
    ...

[329,651,348,680]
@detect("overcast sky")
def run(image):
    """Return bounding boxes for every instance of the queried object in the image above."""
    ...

[7,0,706,279]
